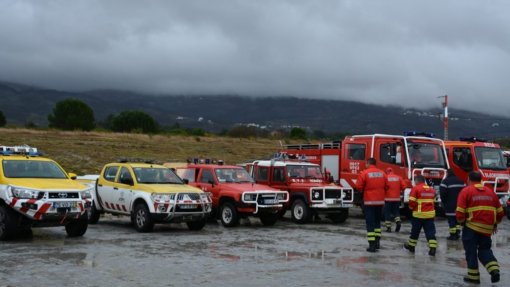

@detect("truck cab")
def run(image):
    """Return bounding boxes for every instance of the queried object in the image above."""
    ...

[175,163,288,227]
[445,139,509,195]
[249,157,353,224]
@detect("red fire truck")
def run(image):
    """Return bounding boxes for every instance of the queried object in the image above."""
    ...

[282,133,449,210]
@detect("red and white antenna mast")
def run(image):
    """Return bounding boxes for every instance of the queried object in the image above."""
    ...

[438,95,448,140]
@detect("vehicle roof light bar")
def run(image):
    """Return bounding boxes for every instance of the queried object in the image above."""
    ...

[0,145,41,156]
[459,137,487,143]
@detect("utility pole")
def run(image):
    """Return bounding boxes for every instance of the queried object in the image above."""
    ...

[438,95,448,140]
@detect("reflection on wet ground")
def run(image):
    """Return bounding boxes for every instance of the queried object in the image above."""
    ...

[1,210,509,287]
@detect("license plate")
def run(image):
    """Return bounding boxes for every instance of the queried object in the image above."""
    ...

[180,204,197,209]
[53,202,77,208]
[264,199,278,204]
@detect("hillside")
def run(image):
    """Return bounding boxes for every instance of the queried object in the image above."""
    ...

[1,81,510,138]
[0,128,282,175]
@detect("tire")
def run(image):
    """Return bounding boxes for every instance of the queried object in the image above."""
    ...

[506,206,510,220]
[220,202,239,227]
[291,199,310,224]
[187,219,206,231]
[259,214,278,226]
[133,203,154,232]
[88,202,101,224]
[328,209,349,224]
[0,205,18,241]
[65,212,88,237]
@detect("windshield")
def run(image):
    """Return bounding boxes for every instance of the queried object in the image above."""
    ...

[2,160,68,179]
[133,167,183,184]
[215,168,254,183]
[474,147,507,170]
[287,164,323,179]
[406,141,447,168]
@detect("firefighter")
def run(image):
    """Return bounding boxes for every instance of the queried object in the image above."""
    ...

[383,167,405,232]
[404,175,437,256]
[456,171,504,284]
[356,158,387,252]
[439,169,465,240]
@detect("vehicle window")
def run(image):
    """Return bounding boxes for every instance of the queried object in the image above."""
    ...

[175,168,196,183]
[103,166,119,182]
[272,167,285,182]
[256,167,269,181]
[199,169,215,184]
[133,167,183,184]
[379,142,403,165]
[406,141,447,168]
[118,167,133,184]
[215,168,254,183]
[347,144,365,160]
[287,165,323,179]
[453,147,473,171]
[474,147,506,170]
[2,160,67,179]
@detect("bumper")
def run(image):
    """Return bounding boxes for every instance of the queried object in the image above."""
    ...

[9,197,90,223]
[241,191,289,214]
[310,187,354,209]
[150,212,209,223]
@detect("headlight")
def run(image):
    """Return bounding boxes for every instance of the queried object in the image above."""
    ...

[243,193,257,201]
[276,193,286,201]
[10,186,40,199]
[80,188,93,199]
[151,193,175,202]
[200,192,212,201]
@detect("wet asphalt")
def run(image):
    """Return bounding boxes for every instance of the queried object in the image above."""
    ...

[1,209,509,287]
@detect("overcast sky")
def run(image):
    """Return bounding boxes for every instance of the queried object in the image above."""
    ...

[1,0,510,115]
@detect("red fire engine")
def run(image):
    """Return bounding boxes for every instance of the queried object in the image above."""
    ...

[282,133,449,210]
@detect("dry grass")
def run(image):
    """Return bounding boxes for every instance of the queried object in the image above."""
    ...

[0,128,287,175]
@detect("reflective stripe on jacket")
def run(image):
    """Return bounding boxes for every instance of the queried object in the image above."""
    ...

[409,183,436,219]
[456,183,504,236]
[356,165,386,206]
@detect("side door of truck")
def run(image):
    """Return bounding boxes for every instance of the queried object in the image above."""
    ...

[340,141,367,190]
[196,168,220,207]
[97,165,120,212]
[375,139,406,177]
[113,166,134,214]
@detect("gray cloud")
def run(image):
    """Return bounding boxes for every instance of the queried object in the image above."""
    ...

[1,0,510,115]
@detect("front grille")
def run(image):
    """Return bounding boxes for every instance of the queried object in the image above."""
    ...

[176,193,201,200]
[425,178,442,187]
[48,192,79,199]
[325,189,342,199]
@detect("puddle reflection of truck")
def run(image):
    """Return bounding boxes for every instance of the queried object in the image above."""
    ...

[247,158,354,224]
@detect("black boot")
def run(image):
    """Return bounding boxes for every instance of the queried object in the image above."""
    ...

[447,234,457,240]
[463,276,480,284]
[403,243,415,253]
[490,270,500,283]
[366,241,377,253]
[386,226,392,232]
[428,247,436,256]
[395,221,401,232]
[375,237,381,250]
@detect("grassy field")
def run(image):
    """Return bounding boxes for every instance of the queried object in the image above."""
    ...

[0,128,288,175]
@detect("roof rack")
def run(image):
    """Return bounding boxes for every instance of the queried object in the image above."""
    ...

[188,158,225,165]
[0,145,41,156]
[459,137,487,143]
[117,158,155,164]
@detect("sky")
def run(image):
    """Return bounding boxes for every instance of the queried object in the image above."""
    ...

[1,0,510,115]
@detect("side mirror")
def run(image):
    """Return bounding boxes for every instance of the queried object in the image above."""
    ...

[68,173,77,180]
[120,177,134,186]
[208,179,215,187]
[183,178,189,184]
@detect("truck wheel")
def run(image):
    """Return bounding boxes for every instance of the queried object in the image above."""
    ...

[259,214,278,226]
[220,202,239,227]
[186,219,206,231]
[88,202,101,224]
[133,203,154,232]
[506,206,510,220]
[65,212,88,237]
[291,199,310,224]
[328,209,349,224]
[0,205,18,240]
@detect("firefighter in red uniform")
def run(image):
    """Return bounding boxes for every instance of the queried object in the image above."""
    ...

[404,175,437,256]
[384,167,405,232]
[356,158,387,252]
[456,171,504,284]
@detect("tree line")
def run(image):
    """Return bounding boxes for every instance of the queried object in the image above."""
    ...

[0,98,350,141]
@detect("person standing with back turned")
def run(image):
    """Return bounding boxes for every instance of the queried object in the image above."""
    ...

[356,158,387,252]
[384,167,405,232]
[456,171,504,284]
[439,168,465,240]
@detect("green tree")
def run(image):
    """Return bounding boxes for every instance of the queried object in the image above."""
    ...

[290,127,307,140]
[111,111,159,134]
[0,110,6,127]
[48,98,95,131]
